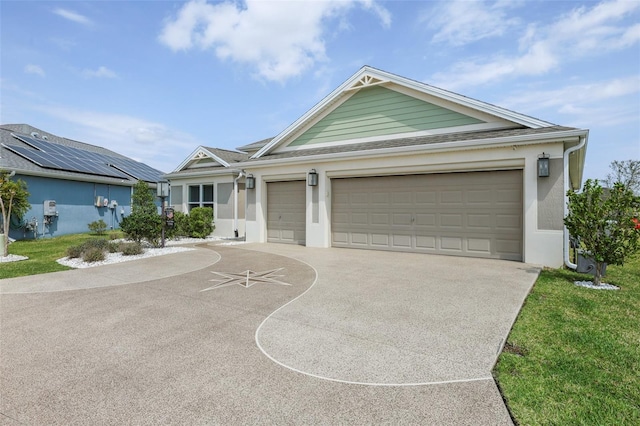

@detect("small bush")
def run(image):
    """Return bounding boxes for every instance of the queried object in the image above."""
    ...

[119,242,143,256]
[188,207,214,238]
[66,245,84,259]
[109,231,122,240]
[82,238,109,251]
[82,247,106,263]
[108,241,119,253]
[88,219,108,235]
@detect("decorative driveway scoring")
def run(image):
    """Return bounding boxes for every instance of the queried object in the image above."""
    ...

[201,268,292,291]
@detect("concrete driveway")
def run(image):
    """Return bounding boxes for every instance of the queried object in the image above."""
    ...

[0,243,539,425]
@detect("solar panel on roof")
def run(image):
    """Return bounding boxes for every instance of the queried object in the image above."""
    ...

[10,133,163,182]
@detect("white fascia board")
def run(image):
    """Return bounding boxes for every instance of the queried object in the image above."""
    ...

[252,66,554,159]
[172,146,230,172]
[363,67,554,128]
[252,66,384,159]
[164,168,241,180]
[239,129,589,169]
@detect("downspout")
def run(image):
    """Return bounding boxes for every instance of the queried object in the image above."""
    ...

[233,170,244,238]
[563,135,588,269]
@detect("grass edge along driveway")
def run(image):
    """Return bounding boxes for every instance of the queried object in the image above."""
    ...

[494,255,640,425]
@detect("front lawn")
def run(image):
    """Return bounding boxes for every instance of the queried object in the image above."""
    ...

[1,233,120,279]
[495,255,640,424]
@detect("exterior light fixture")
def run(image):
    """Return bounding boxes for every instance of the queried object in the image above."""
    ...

[308,169,318,186]
[538,153,550,177]
[246,174,255,189]
[156,179,169,197]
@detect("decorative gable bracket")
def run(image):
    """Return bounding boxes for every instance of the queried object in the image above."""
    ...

[346,74,388,91]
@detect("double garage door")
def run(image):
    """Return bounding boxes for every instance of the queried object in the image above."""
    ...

[267,171,523,260]
[331,171,523,261]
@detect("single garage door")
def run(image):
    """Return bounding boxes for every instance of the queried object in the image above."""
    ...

[267,181,306,244]
[332,170,522,260]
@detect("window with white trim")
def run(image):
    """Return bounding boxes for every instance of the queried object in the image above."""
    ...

[188,184,214,212]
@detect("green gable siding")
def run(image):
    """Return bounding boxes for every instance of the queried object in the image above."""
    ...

[288,86,484,147]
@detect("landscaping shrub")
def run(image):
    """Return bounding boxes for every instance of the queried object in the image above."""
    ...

[66,244,84,259]
[120,181,162,246]
[188,207,214,238]
[108,241,119,253]
[81,238,110,252]
[82,247,106,263]
[87,219,108,235]
[166,210,190,240]
[119,241,143,256]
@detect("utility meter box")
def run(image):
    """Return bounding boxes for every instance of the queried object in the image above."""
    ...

[43,200,57,216]
[110,200,118,209]
[95,196,103,207]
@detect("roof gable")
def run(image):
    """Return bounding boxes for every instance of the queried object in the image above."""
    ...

[171,146,248,172]
[286,86,484,148]
[253,66,554,158]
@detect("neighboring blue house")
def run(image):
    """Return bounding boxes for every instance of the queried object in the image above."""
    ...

[0,124,164,240]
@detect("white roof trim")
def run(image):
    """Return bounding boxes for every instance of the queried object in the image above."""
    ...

[172,146,230,172]
[242,128,588,169]
[252,66,555,159]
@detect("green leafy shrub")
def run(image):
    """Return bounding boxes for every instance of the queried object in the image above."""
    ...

[119,241,143,256]
[109,231,122,240]
[82,247,106,263]
[87,219,108,235]
[565,179,640,285]
[120,181,162,246]
[188,207,214,238]
[166,211,190,240]
[108,241,119,253]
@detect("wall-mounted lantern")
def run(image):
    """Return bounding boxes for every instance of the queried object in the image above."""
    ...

[307,169,318,186]
[538,153,550,178]
[246,174,255,189]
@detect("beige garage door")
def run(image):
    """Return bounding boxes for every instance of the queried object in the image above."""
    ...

[332,171,522,260]
[267,181,306,244]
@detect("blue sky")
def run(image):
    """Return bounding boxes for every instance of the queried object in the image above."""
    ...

[1,0,638,182]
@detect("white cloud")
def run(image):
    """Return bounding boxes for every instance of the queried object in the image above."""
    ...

[34,106,201,173]
[82,66,118,79]
[24,64,45,77]
[431,0,640,90]
[53,8,92,26]
[158,0,391,82]
[424,0,521,46]
[501,75,640,127]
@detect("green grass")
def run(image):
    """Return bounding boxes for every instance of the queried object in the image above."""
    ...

[495,255,640,425]
[1,233,121,279]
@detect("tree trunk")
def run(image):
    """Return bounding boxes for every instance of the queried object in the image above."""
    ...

[593,262,604,286]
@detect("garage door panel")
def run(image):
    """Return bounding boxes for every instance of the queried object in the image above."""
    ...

[351,233,368,245]
[468,238,492,254]
[441,190,463,204]
[267,181,306,245]
[392,234,412,248]
[371,234,390,246]
[415,191,437,205]
[441,237,463,251]
[440,214,463,228]
[331,170,523,260]
[415,235,436,249]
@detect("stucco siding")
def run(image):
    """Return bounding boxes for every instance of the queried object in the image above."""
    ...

[288,86,483,147]
[537,158,564,230]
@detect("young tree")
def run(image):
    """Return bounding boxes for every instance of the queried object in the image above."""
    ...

[120,181,162,246]
[564,179,640,285]
[0,171,31,256]
[604,159,640,195]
